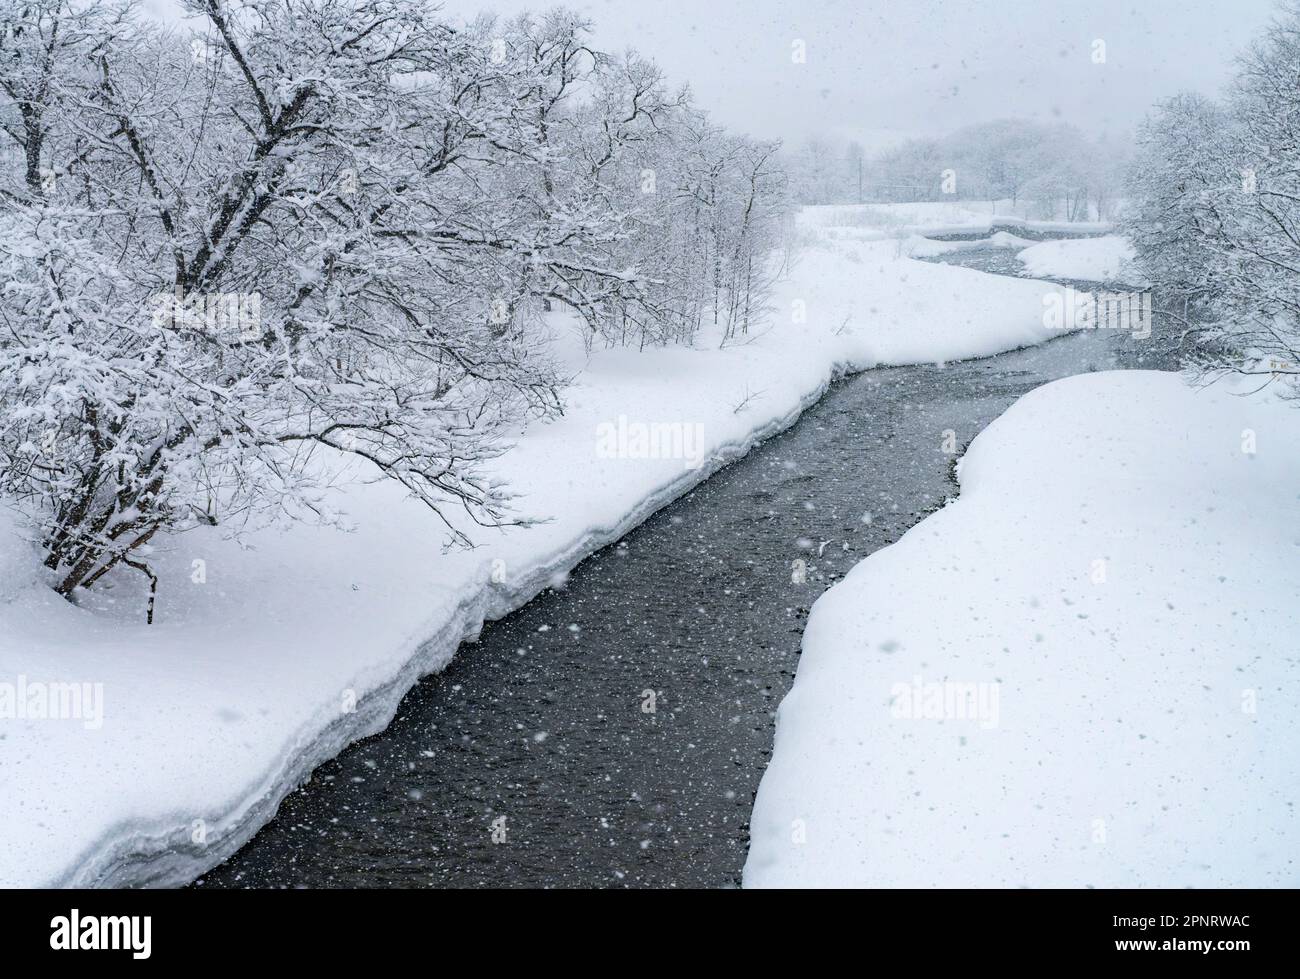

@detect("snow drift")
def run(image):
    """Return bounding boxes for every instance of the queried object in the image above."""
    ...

[1017,236,1145,284]
[745,371,1300,888]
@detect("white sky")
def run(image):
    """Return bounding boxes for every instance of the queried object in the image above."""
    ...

[145,0,1284,150]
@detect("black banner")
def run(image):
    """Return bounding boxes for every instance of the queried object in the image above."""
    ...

[0,887,1284,966]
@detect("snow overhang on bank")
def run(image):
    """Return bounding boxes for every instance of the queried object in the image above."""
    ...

[745,370,1300,888]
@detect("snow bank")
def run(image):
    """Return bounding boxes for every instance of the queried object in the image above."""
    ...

[745,371,1300,888]
[992,215,1113,235]
[0,208,1080,887]
[799,202,1112,240]
[799,201,1006,232]
[905,230,1038,259]
[1017,235,1145,284]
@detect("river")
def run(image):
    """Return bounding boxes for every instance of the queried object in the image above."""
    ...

[197,248,1175,888]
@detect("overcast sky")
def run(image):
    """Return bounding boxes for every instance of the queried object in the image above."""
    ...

[148,0,1284,150]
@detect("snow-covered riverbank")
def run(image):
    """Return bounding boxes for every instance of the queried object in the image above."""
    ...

[745,370,1300,888]
[1017,236,1145,284]
[0,207,1089,888]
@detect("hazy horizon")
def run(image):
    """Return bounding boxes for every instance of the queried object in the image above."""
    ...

[141,0,1281,150]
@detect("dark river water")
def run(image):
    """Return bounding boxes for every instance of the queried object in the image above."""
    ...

[196,248,1175,888]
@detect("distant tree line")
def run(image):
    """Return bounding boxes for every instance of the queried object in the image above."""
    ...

[788,119,1130,221]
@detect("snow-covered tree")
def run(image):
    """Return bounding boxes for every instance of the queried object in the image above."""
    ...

[0,0,787,620]
[601,106,786,347]
[796,119,1123,218]
[1124,93,1235,309]
[1124,6,1300,388]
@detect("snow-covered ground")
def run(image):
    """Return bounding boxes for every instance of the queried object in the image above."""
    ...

[745,370,1300,888]
[0,209,1085,888]
[800,201,1112,240]
[800,201,1010,234]
[1017,235,1145,284]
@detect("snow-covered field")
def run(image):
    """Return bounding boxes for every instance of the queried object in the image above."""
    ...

[800,201,1009,233]
[0,209,1082,887]
[1017,235,1145,284]
[800,201,1112,240]
[745,371,1300,888]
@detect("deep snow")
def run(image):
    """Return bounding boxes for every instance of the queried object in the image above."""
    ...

[1017,235,1144,284]
[744,371,1300,888]
[1,207,1085,887]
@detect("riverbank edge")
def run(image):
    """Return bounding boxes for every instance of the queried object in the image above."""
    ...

[55,355,873,888]
[33,212,1102,888]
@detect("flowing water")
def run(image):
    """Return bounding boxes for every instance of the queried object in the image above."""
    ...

[198,249,1176,888]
